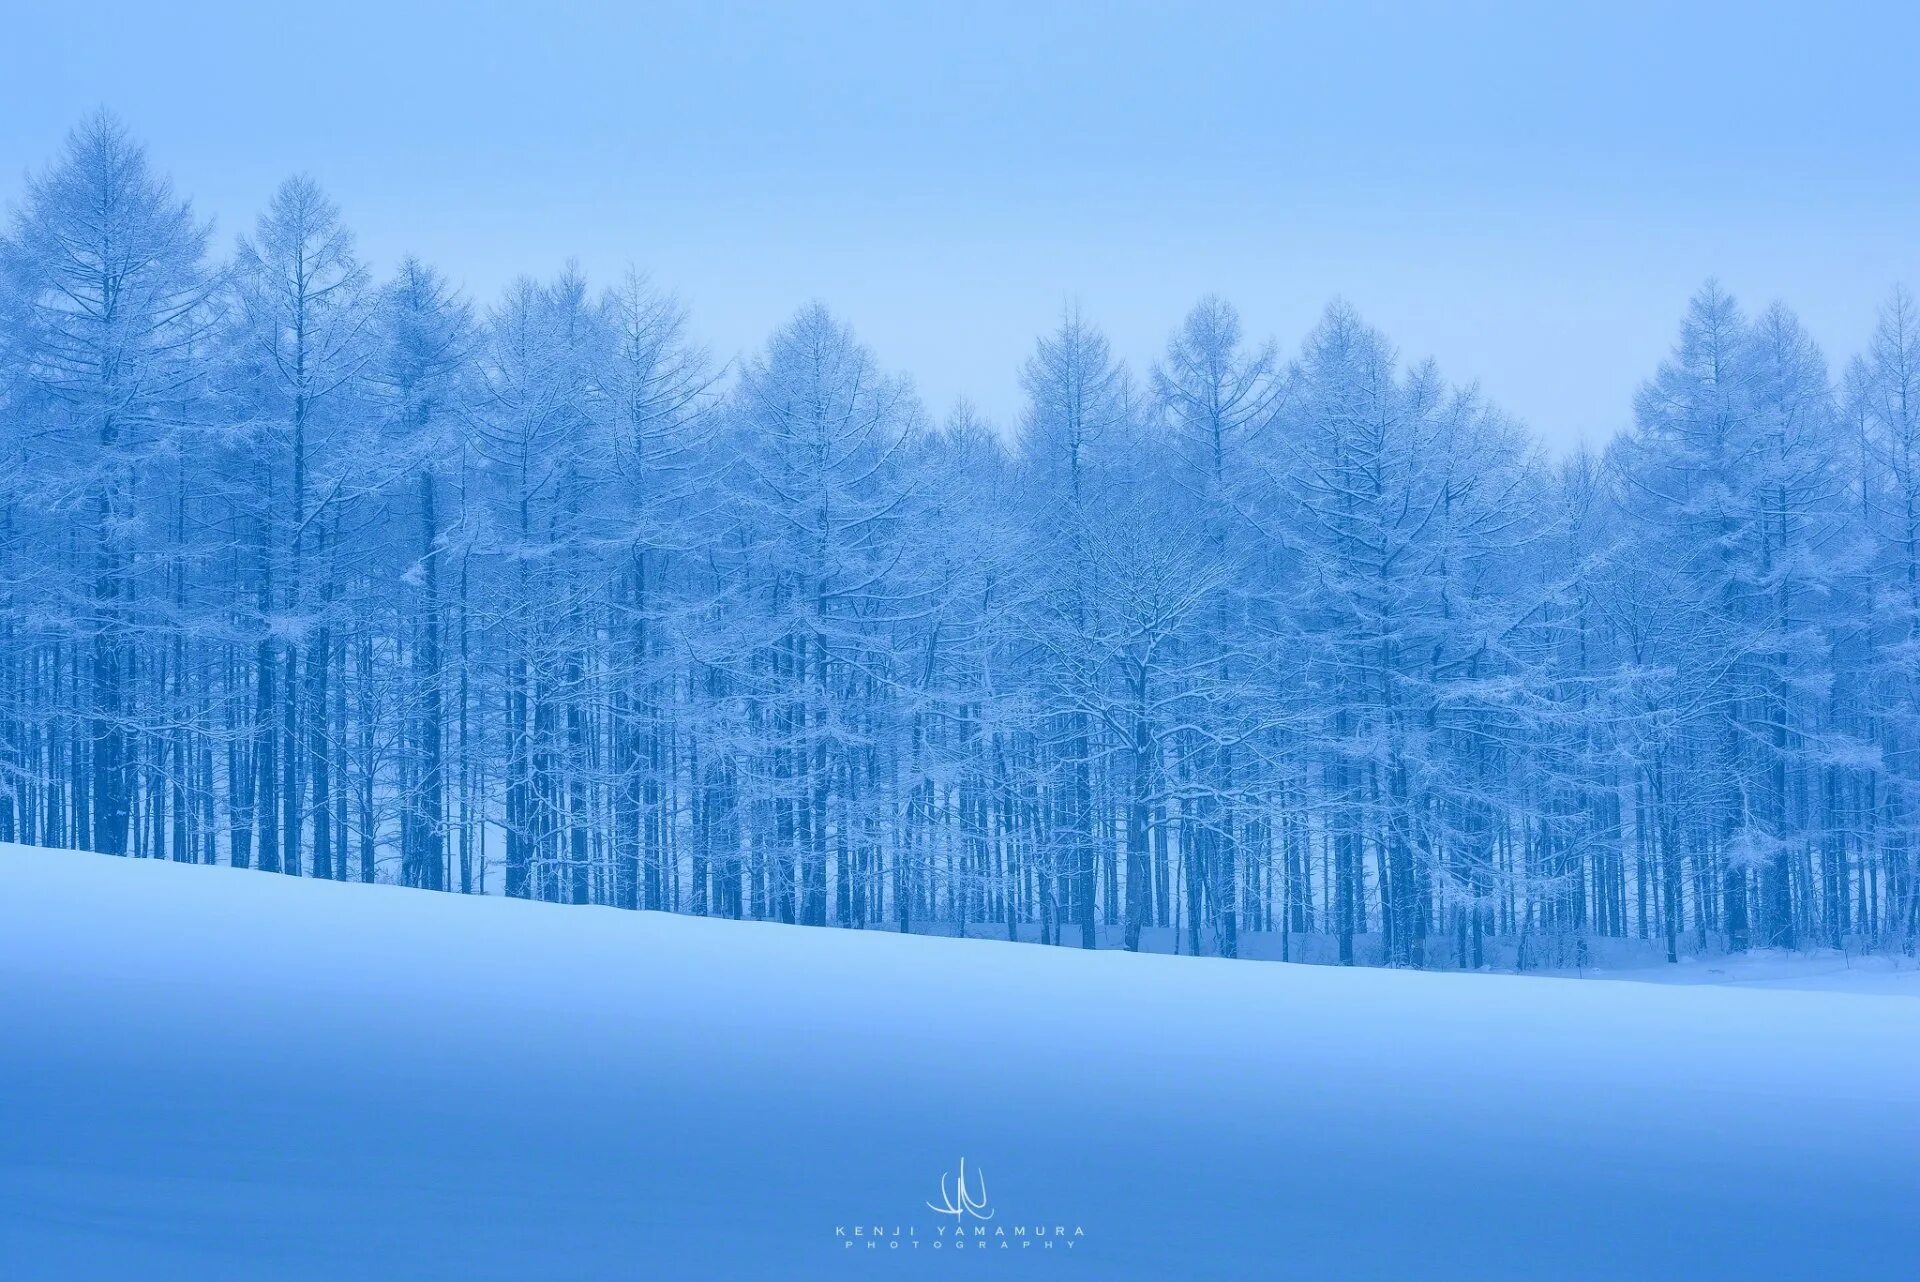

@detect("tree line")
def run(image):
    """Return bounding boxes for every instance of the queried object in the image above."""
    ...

[3,113,1916,967]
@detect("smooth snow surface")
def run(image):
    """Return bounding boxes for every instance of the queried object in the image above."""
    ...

[2,846,1915,1281]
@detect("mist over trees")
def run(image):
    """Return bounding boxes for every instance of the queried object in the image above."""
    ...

[3,113,1916,967]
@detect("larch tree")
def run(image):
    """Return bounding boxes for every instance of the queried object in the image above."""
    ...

[228,174,372,877]
[0,112,215,859]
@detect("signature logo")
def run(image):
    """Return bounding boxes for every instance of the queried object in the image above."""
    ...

[926,1157,992,1221]
[834,1157,1084,1252]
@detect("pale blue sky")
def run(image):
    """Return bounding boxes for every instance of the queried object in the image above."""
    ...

[6,0,1918,452]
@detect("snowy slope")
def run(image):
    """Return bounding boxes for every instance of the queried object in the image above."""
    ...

[1,846,1915,1281]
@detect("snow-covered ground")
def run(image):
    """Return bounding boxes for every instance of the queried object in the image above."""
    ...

[1551,948,1920,995]
[2,846,1914,1281]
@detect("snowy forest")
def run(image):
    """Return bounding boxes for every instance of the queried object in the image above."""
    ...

[3,112,1918,970]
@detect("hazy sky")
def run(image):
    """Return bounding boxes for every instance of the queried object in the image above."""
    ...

[6,0,1920,454]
